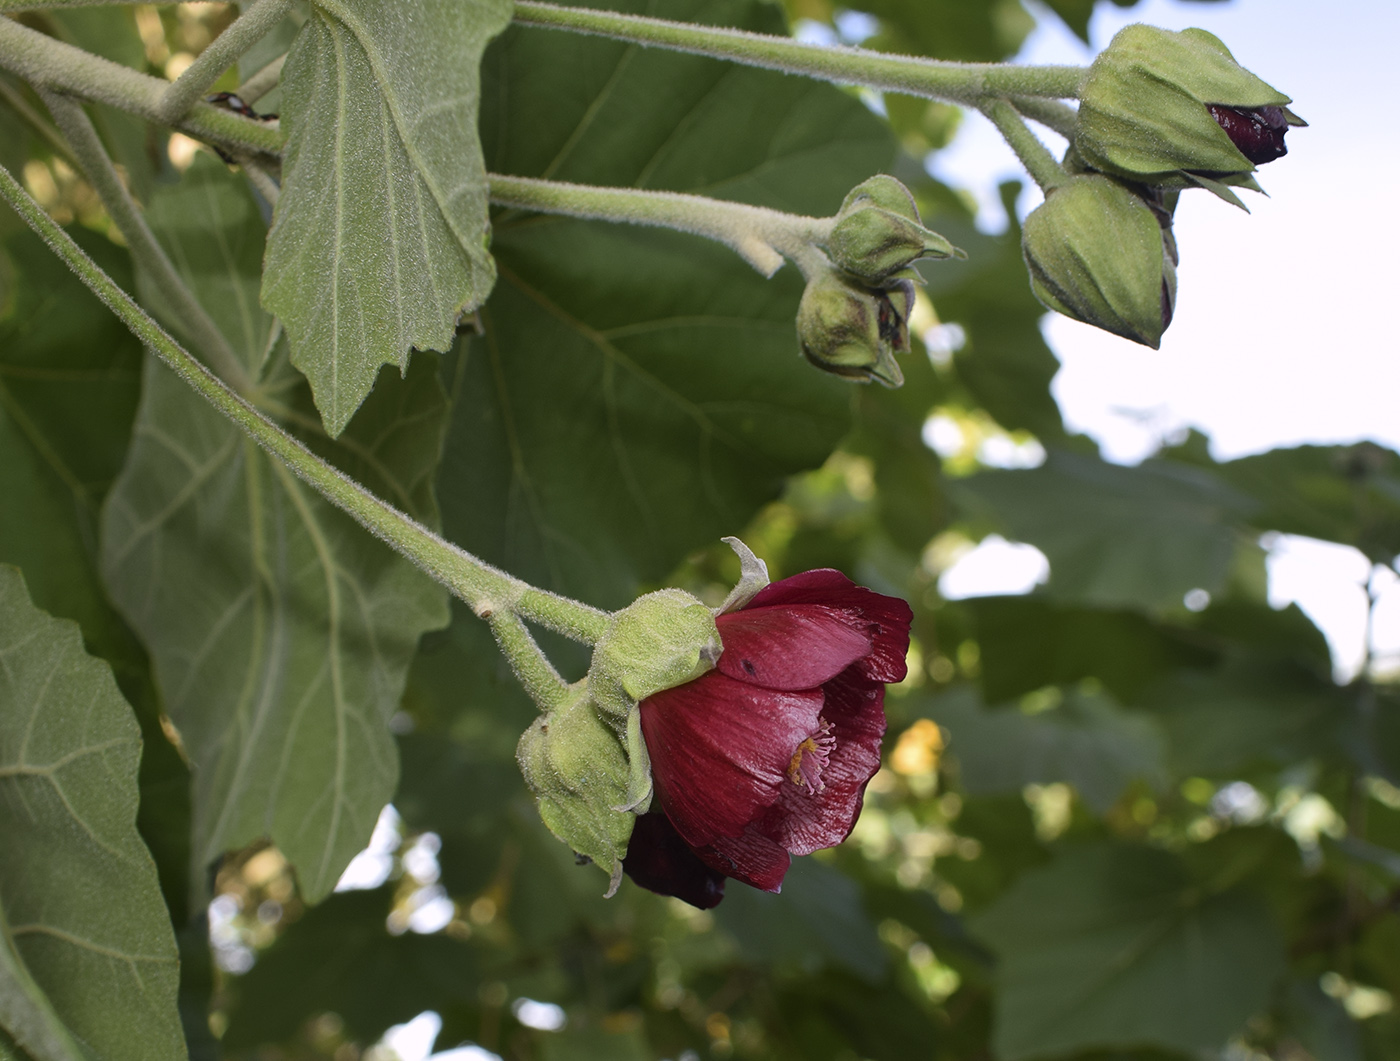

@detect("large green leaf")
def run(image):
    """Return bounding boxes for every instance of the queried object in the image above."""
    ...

[444,0,895,609]
[102,162,450,901]
[0,567,184,1061]
[931,685,1166,813]
[954,448,1258,610]
[971,843,1285,1059]
[263,0,512,436]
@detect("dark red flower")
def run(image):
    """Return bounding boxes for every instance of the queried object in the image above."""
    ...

[1207,103,1290,165]
[622,570,912,907]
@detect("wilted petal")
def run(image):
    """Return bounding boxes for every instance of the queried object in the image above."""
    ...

[697,825,791,892]
[747,570,911,683]
[716,604,872,690]
[623,812,726,909]
[762,670,887,855]
[641,672,823,847]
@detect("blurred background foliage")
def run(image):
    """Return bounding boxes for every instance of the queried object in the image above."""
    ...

[2,1,1397,1060]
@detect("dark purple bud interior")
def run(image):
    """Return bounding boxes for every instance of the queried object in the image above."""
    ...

[1207,104,1289,164]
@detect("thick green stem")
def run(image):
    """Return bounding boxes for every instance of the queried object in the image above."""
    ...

[157,0,294,123]
[490,173,830,277]
[486,609,573,712]
[0,161,611,644]
[41,89,253,392]
[512,1,1086,104]
[980,97,1068,192]
[0,15,282,156]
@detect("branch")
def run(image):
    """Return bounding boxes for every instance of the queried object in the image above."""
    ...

[489,173,832,277]
[0,15,282,157]
[236,52,286,106]
[511,1,1087,104]
[156,0,295,123]
[0,161,612,645]
[979,97,1068,192]
[41,89,253,392]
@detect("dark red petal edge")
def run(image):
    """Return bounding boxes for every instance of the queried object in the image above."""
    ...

[623,812,727,909]
[744,571,913,684]
[760,668,888,856]
[715,604,872,690]
[695,826,792,892]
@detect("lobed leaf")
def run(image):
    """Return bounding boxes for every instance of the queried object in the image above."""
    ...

[263,0,512,436]
[0,567,184,1061]
[102,161,450,902]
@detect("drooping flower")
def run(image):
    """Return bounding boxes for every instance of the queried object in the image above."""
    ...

[622,569,912,907]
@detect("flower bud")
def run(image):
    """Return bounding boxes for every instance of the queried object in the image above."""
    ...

[796,270,909,387]
[517,690,636,891]
[1022,174,1176,349]
[1076,25,1301,188]
[826,176,961,283]
[589,589,721,721]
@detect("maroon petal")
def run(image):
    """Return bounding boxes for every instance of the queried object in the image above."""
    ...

[761,670,888,855]
[695,825,792,892]
[641,672,823,847]
[715,604,872,690]
[623,812,726,909]
[1207,103,1289,165]
[746,571,912,683]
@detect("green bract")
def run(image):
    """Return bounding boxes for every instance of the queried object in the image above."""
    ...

[589,589,721,720]
[516,689,637,893]
[827,175,961,283]
[1076,25,1293,188]
[1022,175,1175,349]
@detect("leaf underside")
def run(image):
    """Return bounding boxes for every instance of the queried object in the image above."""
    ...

[262,0,512,436]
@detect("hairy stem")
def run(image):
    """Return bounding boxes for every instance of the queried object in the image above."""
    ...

[0,15,283,156]
[512,1,1086,104]
[489,173,832,277]
[41,89,254,392]
[0,162,612,644]
[157,0,295,123]
[486,610,574,712]
[236,52,287,106]
[980,97,1068,192]
[1010,96,1079,141]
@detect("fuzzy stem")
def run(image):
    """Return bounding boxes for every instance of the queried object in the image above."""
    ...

[980,97,1068,192]
[1010,96,1079,141]
[236,53,287,106]
[486,609,573,712]
[234,152,280,205]
[41,89,254,392]
[512,1,1086,104]
[0,161,612,644]
[0,15,283,156]
[157,0,294,123]
[489,173,831,277]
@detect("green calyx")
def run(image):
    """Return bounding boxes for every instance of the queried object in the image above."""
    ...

[1076,24,1293,186]
[797,268,914,387]
[826,175,962,283]
[589,589,721,720]
[1022,174,1176,349]
[517,687,637,894]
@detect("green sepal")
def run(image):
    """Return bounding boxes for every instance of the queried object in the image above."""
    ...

[1076,24,1293,187]
[1022,174,1174,349]
[838,174,922,221]
[516,686,636,894]
[828,175,963,283]
[589,588,721,722]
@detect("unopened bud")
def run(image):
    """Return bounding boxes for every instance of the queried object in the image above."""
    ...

[1076,25,1301,188]
[1022,174,1176,349]
[589,589,720,721]
[517,691,635,890]
[828,176,962,283]
[796,270,908,387]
